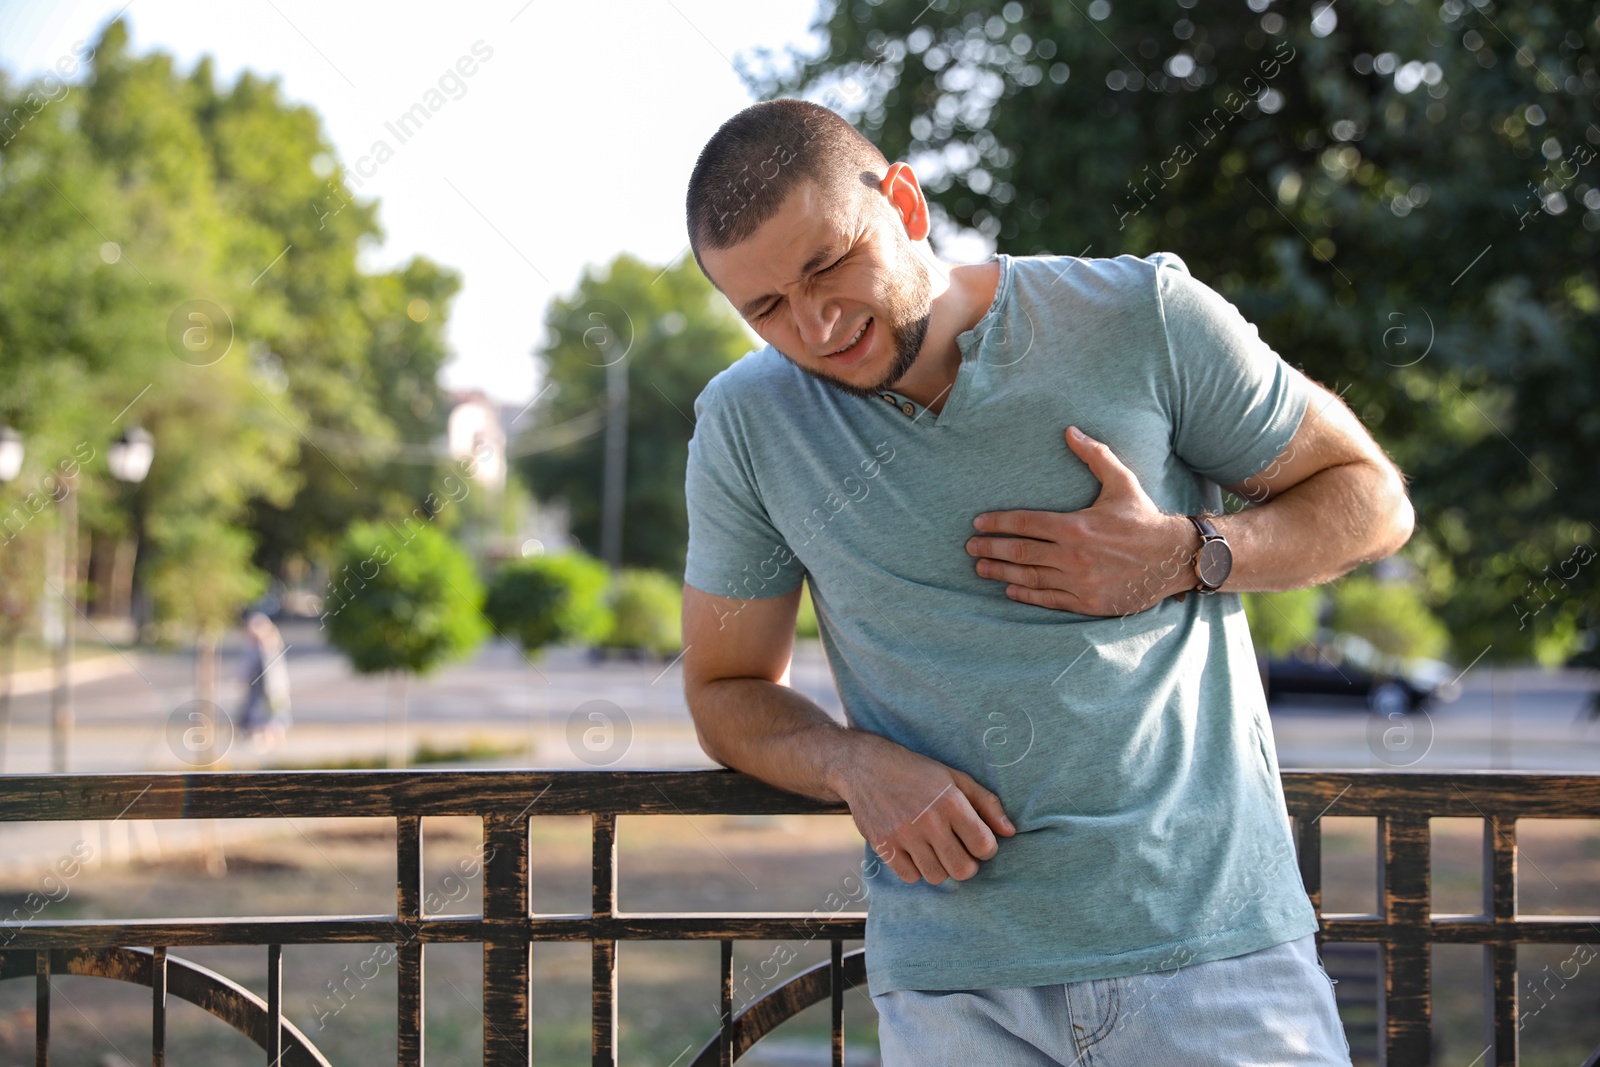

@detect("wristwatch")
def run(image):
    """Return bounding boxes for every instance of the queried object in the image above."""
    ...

[1174,514,1232,602]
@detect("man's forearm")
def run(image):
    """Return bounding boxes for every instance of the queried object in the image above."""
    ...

[1169,459,1414,595]
[689,678,863,804]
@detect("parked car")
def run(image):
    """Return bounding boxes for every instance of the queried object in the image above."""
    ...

[1260,633,1460,715]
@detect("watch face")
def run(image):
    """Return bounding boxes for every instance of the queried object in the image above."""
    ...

[1197,540,1232,588]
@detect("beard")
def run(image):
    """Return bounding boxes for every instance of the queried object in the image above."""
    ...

[789,246,934,402]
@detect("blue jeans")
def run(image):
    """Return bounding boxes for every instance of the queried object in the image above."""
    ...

[872,933,1352,1066]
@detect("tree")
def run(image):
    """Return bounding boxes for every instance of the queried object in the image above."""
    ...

[598,568,684,658]
[0,17,468,657]
[483,552,613,660]
[1328,574,1451,662]
[145,516,268,747]
[322,521,487,767]
[1241,587,1324,660]
[515,254,754,574]
[749,0,1599,666]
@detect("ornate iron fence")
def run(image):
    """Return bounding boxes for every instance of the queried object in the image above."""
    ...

[0,768,1595,1065]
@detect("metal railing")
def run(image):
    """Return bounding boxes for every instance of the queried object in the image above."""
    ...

[0,768,1595,1065]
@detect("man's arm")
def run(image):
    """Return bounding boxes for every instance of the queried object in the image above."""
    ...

[964,379,1414,613]
[681,583,1016,884]
[1199,378,1415,593]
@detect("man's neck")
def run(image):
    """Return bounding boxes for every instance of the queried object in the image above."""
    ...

[888,257,1002,415]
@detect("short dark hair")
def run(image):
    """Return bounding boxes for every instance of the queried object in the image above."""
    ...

[685,99,889,278]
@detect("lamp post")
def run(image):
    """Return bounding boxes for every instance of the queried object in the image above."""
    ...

[108,427,155,484]
[109,426,154,634]
[49,458,78,774]
[50,428,155,772]
[0,426,22,773]
[599,351,629,572]
[0,427,22,483]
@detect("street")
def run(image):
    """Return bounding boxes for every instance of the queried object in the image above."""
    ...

[0,620,1595,776]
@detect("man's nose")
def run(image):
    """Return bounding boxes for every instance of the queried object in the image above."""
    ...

[791,292,838,351]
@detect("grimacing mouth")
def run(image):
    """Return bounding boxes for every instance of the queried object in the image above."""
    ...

[828,317,871,356]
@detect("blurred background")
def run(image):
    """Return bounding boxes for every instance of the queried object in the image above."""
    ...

[0,0,1597,1063]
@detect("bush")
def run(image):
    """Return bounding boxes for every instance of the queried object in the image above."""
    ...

[1328,575,1450,661]
[1241,587,1325,659]
[322,520,488,675]
[484,551,613,657]
[796,579,820,639]
[598,568,683,656]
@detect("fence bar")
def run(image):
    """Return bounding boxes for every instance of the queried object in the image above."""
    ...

[720,939,734,1067]
[592,813,618,1067]
[1482,814,1519,1065]
[398,940,424,1067]
[397,813,425,1067]
[152,945,167,1067]
[1377,813,1431,1066]
[265,943,282,1067]
[831,939,844,1067]
[35,949,48,1067]
[482,813,530,1067]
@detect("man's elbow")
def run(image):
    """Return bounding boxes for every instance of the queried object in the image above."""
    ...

[684,686,732,769]
[1372,465,1416,559]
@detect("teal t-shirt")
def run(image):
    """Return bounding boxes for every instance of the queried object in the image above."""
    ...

[683,251,1321,996]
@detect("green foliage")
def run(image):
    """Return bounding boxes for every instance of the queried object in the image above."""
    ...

[752,0,1600,665]
[598,568,684,655]
[1328,575,1450,661]
[483,552,613,657]
[796,579,820,639]
[1241,587,1324,659]
[145,516,268,640]
[322,521,487,675]
[516,254,754,575]
[0,17,464,633]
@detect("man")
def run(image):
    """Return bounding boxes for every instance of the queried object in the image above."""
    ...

[679,99,1410,1065]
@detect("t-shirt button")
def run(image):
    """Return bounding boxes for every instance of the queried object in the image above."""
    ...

[901,401,915,416]
[881,393,896,404]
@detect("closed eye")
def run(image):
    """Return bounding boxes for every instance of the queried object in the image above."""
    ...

[751,252,848,322]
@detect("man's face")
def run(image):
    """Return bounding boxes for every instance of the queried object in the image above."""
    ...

[699,178,933,400]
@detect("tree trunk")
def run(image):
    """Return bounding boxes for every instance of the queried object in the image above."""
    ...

[0,630,15,773]
[196,629,220,764]
[387,672,410,769]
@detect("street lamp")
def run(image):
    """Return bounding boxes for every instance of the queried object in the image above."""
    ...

[0,426,22,483]
[109,427,154,628]
[51,428,155,772]
[109,427,155,484]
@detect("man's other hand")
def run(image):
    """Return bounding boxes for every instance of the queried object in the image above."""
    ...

[836,732,1018,885]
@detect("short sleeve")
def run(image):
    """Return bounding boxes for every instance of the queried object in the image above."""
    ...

[1153,254,1313,487]
[683,380,806,599]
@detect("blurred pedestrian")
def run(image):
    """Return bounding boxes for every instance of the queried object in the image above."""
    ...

[238,611,292,746]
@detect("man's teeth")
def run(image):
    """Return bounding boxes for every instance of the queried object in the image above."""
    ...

[832,320,869,355]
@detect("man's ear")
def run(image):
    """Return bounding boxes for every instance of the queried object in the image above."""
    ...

[880,162,930,242]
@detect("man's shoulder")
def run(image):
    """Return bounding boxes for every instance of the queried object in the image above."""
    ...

[1006,249,1190,298]
[999,251,1190,338]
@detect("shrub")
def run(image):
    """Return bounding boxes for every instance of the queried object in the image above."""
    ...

[1328,575,1450,661]
[599,568,683,656]
[322,520,488,675]
[1241,587,1325,659]
[484,551,613,657]
[796,579,820,638]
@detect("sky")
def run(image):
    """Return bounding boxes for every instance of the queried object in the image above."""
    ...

[0,0,830,404]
